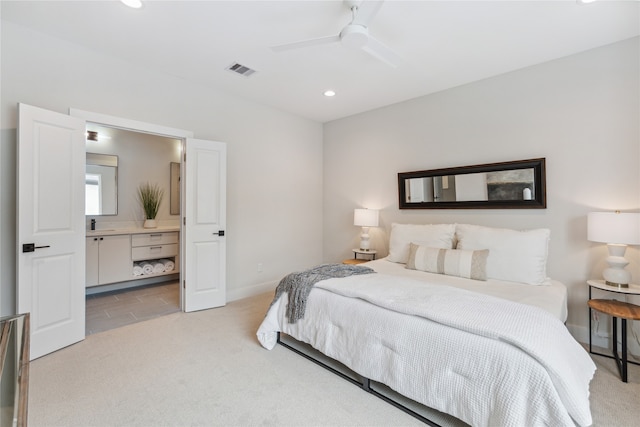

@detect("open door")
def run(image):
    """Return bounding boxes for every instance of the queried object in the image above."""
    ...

[183,138,227,312]
[17,103,86,360]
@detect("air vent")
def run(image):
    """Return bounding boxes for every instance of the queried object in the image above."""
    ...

[225,62,257,77]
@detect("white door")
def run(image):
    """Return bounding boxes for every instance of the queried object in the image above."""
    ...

[17,103,86,360]
[183,138,227,312]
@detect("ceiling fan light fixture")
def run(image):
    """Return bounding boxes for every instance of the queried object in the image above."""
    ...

[121,0,143,9]
[340,25,369,49]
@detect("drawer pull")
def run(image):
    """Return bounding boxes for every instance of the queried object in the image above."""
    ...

[149,234,162,237]
[149,246,162,250]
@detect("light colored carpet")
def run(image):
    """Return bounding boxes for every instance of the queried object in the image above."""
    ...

[28,292,640,426]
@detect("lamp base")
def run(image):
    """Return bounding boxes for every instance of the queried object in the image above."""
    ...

[605,281,629,289]
[602,244,631,288]
[359,226,371,251]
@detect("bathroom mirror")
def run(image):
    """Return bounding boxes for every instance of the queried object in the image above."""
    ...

[170,162,180,215]
[398,158,546,209]
[86,153,118,215]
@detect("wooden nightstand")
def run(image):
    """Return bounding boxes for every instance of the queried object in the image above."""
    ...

[342,258,368,265]
[588,279,640,382]
[343,249,377,265]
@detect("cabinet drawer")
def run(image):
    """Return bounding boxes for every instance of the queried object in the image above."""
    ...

[132,244,178,261]
[131,232,178,247]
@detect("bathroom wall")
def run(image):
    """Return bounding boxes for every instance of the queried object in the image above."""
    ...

[85,126,181,228]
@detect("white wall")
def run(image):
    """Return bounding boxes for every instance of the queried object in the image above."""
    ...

[0,21,324,315]
[323,37,640,344]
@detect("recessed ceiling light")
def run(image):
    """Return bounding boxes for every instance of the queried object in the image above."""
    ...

[324,90,336,97]
[121,0,143,9]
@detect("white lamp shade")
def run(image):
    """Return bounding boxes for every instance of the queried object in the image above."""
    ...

[588,212,640,245]
[354,209,379,227]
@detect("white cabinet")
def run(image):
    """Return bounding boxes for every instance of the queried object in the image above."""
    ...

[86,230,180,289]
[131,232,179,262]
[85,234,132,287]
[131,232,179,277]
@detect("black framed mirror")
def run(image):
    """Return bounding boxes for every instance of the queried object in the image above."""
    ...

[398,158,546,209]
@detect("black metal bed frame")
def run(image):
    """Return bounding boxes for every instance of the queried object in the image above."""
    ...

[277,332,451,427]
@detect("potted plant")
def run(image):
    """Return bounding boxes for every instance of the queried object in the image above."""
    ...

[137,182,164,228]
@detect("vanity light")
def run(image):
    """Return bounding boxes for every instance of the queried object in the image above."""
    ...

[86,131,99,142]
[354,208,379,251]
[324,90,336,97]
[86,131,112,142]
[588,211,640,288]
[121,0,143,9]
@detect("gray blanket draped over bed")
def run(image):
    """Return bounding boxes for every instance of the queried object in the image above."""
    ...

[270,263,375,323]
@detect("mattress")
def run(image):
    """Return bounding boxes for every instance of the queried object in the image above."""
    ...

[366,258,568,322]
[257,260,592,426]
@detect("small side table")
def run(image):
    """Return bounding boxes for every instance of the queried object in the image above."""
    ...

[588,279,640,382]
[343,249,377,265]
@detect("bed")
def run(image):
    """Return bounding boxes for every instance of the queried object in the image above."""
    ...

[257,223,596,426]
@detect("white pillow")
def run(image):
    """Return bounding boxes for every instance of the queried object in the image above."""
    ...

[406,244,489,281]
[387,223,456,263]
[455,224,550,285]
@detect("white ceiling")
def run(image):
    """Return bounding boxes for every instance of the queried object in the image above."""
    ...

[2,1,638,123]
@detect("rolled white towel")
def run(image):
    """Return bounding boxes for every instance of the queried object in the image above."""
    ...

[160,258,175,272]
[152,261,165,274]
[133,263,143,276]
[140,261,154,275]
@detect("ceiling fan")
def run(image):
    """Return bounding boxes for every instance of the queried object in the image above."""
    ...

[271,0,401,68]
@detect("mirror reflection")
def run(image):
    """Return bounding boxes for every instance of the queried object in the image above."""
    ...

[405,169,535,203]
[86,153,118,215]
[398,158,545,209]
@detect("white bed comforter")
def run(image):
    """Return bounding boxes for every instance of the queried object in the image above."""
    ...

[257,273,596,427]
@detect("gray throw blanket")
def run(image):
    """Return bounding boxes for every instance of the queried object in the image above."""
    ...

[271,263,376,324]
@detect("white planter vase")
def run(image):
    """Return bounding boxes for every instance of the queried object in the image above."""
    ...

[143,219,157,229]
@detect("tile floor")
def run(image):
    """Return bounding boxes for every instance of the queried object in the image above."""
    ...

[85,281,180,335]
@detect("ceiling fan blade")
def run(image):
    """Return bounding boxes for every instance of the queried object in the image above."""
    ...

[361,35,401,68]
[352,1,384,27]
[271,35,340,52]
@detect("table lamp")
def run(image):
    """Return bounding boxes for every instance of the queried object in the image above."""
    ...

[354,208,379,251]
[588,211,640,288]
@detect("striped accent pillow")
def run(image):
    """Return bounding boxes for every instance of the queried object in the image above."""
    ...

[406,243,489,281]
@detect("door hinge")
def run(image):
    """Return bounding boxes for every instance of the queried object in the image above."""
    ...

[183,280,186,289]
[183,217,186,226]
[183,152,186,162]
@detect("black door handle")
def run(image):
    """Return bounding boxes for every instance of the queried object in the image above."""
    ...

[213,230,225,236]
[22,243,51,253]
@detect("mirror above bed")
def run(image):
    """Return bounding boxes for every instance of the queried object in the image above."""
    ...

[398,158,546,209]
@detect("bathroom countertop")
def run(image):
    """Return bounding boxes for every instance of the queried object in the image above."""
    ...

[86,225,180,237]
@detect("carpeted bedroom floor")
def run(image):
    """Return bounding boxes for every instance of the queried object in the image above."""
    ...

[28,291,640,426]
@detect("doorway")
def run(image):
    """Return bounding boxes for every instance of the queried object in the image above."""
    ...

[84,124,182,333]
[18,103,227,359]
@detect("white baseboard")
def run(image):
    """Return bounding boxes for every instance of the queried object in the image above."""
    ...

[568,321,640,359]
[227,280,277,302]
[566,323,609,348]
[86,274,179,295]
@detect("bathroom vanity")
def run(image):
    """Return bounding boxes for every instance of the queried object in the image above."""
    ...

[86,227,180,288]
